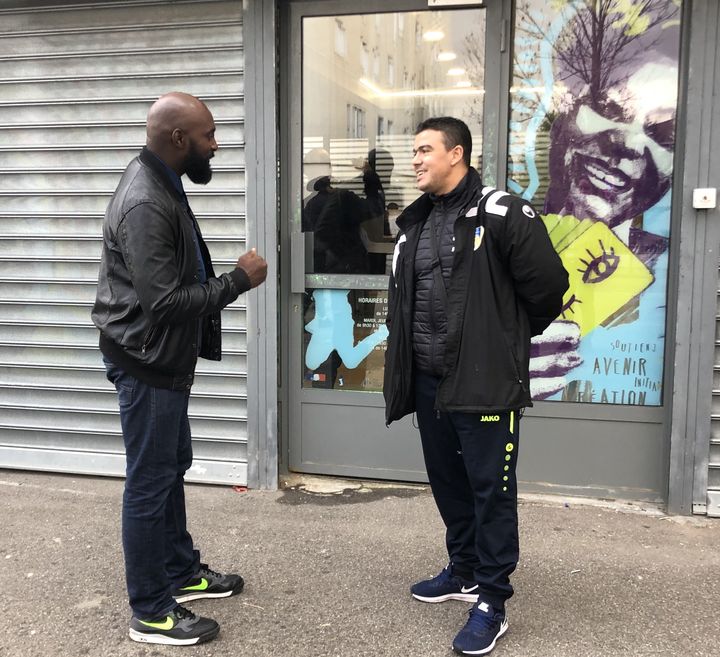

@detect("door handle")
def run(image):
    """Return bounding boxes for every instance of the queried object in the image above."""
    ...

[290,231,306,294]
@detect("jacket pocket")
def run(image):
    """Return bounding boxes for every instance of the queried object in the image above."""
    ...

[508,341,529,393]
[141,326,158,356]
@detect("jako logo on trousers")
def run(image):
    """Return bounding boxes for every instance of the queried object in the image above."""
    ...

[481,415,500,422]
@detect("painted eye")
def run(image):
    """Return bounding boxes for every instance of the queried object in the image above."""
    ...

[643,111,675,150]
[560,293,582,319]
[578,240,619,284]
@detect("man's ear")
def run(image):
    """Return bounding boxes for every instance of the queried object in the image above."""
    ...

[450,145,464,166]
[171,128,185,149]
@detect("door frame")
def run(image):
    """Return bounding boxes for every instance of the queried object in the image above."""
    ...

[278,0,504,480]
[277,0,680,503]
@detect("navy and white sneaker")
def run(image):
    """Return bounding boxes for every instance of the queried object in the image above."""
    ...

[410,565,480,603]
[172,564,244,603]
[452,600,508,655]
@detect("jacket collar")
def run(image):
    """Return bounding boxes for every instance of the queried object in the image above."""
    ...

[138,146,185,203]
[397,167,483,233]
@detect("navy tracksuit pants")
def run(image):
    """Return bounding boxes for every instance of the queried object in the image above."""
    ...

[415,372,520,610]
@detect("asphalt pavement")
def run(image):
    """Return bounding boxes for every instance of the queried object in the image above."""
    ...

[1,470,719,657]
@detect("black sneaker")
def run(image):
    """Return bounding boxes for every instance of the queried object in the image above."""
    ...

[452,601,508,655]
[172,563,244,603]
[129,605,219,646]
[411,564,480,603]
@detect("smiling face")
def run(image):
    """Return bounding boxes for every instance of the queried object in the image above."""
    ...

[412,129,466,195]
[546,63,677,227]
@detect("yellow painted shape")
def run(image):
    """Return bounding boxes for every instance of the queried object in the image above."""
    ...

[554,218,594,254]
[558,222,654,336]
[546,214,581,249]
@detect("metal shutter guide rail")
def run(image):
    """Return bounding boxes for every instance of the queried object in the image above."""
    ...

[0,0,237,14]
[0,142,244,152]
[0,93,244,107]
[1,119,244,130]
[0,44,243,62]
[0,69,244,84]
[0,19,242,40]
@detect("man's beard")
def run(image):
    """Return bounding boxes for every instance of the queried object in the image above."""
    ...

[184,140,213,184]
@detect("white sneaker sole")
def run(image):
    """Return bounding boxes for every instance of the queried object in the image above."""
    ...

[129,629,203,645]
[173,590,235,603]
[452,617,509,655]
[412,592,480,603]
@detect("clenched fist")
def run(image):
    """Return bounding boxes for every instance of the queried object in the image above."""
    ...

[236,248,268,289]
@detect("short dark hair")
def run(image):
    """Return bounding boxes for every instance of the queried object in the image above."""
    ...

[415,117,472,167]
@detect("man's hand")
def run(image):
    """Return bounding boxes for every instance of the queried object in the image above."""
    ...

[236,248,268,289]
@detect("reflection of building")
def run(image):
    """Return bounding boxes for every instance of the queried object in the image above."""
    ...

[303,12,483,143]
[303,11,484,206]
[0,0,719,520]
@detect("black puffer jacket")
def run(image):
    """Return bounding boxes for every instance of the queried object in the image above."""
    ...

[413,173,474,375]
[91,147,250,390]
[384,168,568,423]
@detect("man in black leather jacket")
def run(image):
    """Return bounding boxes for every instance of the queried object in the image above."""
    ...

[91,92,267,646]
[384,117,567,655]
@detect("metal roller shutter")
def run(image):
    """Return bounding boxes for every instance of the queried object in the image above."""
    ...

[710,285,720,515]
[0,0,248,484]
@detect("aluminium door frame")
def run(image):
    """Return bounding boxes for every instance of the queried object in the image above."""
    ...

[244,0,280,489]
[278,0,506,478]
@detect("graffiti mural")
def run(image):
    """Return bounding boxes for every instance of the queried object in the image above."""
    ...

[509,0,682,405]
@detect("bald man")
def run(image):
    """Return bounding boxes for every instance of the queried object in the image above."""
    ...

[92,92,267,646]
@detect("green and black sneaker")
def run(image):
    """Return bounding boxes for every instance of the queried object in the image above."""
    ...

[129,605,219,646]
[172,563,244,603]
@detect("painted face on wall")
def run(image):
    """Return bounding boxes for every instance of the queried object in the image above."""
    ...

[546,62,677,228]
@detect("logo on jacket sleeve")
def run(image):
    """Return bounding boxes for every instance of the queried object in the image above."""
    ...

[484,190,510,217]
[521,204,536,218]
[481,414,500,422]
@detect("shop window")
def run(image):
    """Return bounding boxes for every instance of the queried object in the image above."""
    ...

[507,0,683,406]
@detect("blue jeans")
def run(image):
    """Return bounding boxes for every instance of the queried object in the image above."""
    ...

[104,359,200,619]
[414,372,520,609]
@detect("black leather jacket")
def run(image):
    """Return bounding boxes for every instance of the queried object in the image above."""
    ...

[91,147,250,390]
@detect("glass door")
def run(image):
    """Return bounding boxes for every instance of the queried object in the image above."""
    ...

[285,1,489,479]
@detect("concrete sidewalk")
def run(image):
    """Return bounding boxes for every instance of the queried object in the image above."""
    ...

[1,470,719,657]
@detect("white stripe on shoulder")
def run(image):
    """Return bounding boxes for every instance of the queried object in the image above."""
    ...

[392,234,407,280]
[481,186,495,199]
[485,190,510,217]
[465,205,478,218]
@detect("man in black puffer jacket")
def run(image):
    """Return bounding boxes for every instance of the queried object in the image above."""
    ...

[92,93,267,646]
[384,117,567,655]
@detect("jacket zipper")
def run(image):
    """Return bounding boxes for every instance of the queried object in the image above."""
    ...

[141,327,156,356]
[509,343,526,391]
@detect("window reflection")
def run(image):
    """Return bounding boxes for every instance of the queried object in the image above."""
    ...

[301,10,486,277]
